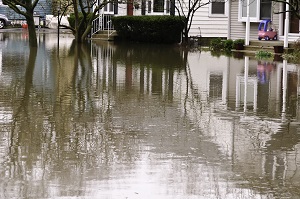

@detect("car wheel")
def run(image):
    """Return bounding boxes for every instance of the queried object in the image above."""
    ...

[264,36,270,41]
[258,37,262,40]
[273,35,277,40]
[0,20,5,29]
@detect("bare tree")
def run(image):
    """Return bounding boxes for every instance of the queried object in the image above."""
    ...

[3,0,109,46]
[174,0,210,44]
[273,0,300,19]
[3,0,40,47]
[58,0,109,43]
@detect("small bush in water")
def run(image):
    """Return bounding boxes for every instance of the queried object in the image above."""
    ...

[210,38,233,52]
[255,50,273,60]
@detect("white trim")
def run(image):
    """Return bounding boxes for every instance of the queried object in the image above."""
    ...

[103,3,115,14]
[238,0,259,22]
[238,0,273,22]
[146,0,170,15]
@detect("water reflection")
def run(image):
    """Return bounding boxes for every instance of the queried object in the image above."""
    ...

[257,60,276,84]
[0,33,300,198]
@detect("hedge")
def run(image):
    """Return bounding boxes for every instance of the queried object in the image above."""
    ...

[112,15,184,44]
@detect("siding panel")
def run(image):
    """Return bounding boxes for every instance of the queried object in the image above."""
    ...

[187,5,228,37]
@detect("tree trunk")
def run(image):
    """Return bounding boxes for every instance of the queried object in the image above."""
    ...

[183,31,189,44]
[75,30,85,43]
[26,15,38,47]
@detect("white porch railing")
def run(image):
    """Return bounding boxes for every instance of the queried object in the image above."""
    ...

[91,14,114,36]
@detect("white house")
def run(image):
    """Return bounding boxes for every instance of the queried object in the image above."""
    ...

[228,0,299,46]
[94,0,299,46]
[93,0,229,39]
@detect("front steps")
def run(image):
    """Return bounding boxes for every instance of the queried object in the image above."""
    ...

[91,30,117,41]
[233,40,295,56]
[245,40,283,53]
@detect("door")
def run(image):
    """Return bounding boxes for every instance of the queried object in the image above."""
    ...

[127,0,134,15]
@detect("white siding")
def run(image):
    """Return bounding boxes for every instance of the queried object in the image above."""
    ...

[111,0,229,38]
[230,0,246,40]
[186,5,228,37]
[180,1,228,38]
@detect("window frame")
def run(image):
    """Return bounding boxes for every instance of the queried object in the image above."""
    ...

[146,0,170,15]
[104,2,115,14]
[238,0,272,22]
[209,0,228,18]
[153,0,164,12]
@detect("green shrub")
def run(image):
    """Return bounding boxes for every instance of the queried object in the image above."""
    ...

[112,16,184,44]
[223,39,233,51]
[209,38,234,52]
[232,39,245,49]
[255,50,273,60]
[209,38,224,51]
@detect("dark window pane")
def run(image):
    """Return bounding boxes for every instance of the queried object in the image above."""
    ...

[114,2,118,14]
[212,2,225,14]
[260,0,271,19]
[148,1,151,13]
[154,0,164,12]
[166,0,170,13]
[109,3,113,12]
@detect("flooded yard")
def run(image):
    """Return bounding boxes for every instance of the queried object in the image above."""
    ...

[0,31,300,198]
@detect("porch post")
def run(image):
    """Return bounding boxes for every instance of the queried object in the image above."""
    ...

[279,2,284,36]
[245,0,250,45]
[284,0,289,48]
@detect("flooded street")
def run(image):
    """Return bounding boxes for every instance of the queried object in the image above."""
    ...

[0,31,300,199]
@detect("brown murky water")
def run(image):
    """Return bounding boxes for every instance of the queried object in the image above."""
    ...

[0,31,300,199]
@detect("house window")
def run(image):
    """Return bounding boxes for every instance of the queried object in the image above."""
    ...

[104,2,114,13]
[210,0,227,16]
[241,0,257,18]
[148,1,151,13]
[166,0,170,13]
[239,0,272,22]
[153,0,164,12]
[260,0,272,19]
[211,0,225,14]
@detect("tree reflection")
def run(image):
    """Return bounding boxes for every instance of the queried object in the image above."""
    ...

[3,37,300,198]
[1,41,144,198]
[9,47,38,185]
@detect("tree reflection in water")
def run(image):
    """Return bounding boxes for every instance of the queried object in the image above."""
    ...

[0,35,300,198]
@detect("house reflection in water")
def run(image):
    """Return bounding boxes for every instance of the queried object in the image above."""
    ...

[257,60,276,84]
[2,36,300,198]
[184,52,300,196]
[233,57,299,117]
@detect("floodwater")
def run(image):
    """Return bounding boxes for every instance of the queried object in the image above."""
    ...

[0,31,300,199]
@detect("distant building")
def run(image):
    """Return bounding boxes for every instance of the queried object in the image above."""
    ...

[0,0,52,23]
